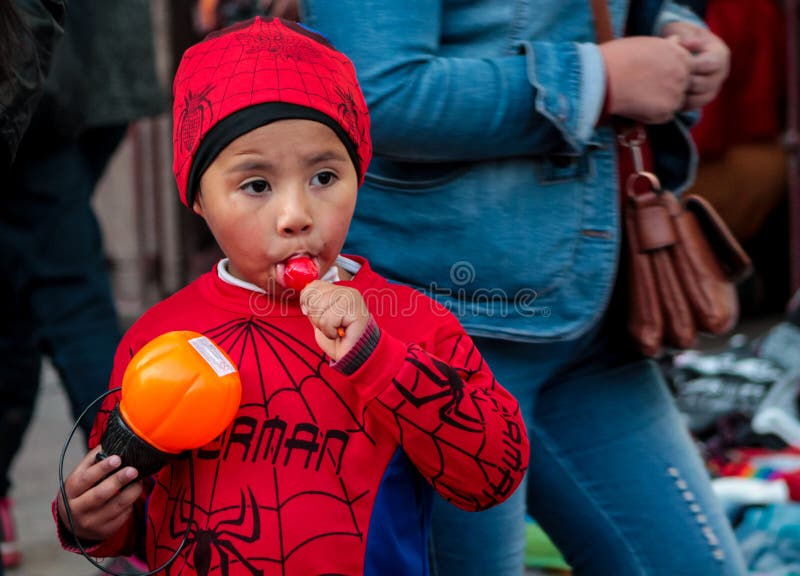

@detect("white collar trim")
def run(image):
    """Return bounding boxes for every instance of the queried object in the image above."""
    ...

[216,256,361,293]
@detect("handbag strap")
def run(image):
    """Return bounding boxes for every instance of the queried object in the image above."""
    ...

[589,0,614,44]
[589,0,655,183]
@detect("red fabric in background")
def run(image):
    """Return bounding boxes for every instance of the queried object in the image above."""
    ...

[691,0,787,159]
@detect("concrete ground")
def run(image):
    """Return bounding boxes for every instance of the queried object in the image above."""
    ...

[7,361,91,576]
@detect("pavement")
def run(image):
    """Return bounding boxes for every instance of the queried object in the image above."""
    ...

[7,360,91,576]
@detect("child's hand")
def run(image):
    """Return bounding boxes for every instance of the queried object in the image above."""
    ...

[56,446,142,542]
[599,36,693,124]
[299,280,370,361]
[660,21,730,111]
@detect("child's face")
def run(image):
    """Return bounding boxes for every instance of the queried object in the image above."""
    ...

[193,119,358,295]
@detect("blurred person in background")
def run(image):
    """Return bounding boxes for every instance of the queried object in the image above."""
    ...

[301,0,745,574]
[0,1,163,573]
[0,1,67,573]
[194,0,299,33]
[0,0,66,172]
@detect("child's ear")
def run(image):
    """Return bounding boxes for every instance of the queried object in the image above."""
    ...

[192,193,204,217]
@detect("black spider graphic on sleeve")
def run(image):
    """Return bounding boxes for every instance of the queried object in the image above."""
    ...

[371,340,522,510]
[395,351,482,433]
[165,486,262,576]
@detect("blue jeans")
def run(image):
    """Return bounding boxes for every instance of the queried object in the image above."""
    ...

[0,126,125,497]
[430,312,747,575]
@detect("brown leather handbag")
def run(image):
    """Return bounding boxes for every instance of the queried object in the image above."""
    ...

[590,0,752,356]
[622,170,752,355]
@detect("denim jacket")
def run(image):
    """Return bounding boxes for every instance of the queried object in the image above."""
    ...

[302,0,704,342]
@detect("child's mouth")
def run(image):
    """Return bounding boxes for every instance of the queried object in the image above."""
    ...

[275,255,319,290]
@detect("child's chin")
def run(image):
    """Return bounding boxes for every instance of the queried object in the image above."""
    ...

[269,281,299,299]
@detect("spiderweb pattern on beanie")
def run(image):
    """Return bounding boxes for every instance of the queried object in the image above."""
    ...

[172,17,371,206]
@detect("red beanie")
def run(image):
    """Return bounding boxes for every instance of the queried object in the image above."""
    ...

[172,17,372,208]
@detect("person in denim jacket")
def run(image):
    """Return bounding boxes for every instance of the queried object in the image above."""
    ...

[301,0,741,574]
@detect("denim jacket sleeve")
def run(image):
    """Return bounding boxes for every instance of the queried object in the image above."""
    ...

[302,0,606,161]
[655,1,706,32]
[303,0,703,165]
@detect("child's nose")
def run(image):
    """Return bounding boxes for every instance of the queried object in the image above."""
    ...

[277,192,313,236]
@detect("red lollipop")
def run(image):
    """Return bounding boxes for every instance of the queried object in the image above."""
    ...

[285,257,346,338]
[284,257,319,291]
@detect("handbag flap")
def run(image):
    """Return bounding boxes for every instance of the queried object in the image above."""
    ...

[683,194,753,283]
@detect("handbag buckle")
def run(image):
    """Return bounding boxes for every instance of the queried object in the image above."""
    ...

[618,124,647,173]
[626,171,661,199]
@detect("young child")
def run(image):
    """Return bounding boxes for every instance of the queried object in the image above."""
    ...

[53,17,528,575]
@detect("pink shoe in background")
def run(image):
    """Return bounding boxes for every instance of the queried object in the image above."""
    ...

[0,497,21,568]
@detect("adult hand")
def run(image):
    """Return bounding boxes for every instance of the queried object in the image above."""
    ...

[661,21,730,111]
[56,446,142,542]
[300,281,370,361]
[599,36,692,124]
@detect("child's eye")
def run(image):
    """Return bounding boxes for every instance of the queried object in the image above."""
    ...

[240,178,269,195]
[310,171,337,187]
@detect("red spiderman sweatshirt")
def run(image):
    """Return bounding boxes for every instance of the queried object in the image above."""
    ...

[56,257,528,576]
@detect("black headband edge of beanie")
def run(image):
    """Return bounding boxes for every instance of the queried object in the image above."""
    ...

[186,102,359,208]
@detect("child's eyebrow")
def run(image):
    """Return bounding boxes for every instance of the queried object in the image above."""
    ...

[228,158,273,173]
[226,151,349,174]
[304,151,349,165]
